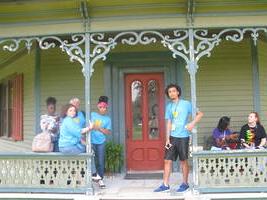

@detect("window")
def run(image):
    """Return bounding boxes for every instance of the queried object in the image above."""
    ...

[0,74,23,141]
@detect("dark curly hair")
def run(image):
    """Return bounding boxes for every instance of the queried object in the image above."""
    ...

[46,97,57,106]
[165,84,181,98]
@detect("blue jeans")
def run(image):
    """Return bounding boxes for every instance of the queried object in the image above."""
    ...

[59,143,86,154]
[92,143,105,179]
[52,134,60,152]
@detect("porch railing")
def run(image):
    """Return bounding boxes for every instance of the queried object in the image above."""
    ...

[193,149,267,193]
[0,153,92,194]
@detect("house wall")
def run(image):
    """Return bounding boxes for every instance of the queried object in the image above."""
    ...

[0,50,35,152]
[196,39,254,147]
[39,48,104,116]
[258,40,267,128]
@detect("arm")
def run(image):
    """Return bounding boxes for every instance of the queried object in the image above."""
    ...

[259,138,266,147]
[212,128,225,148]
[91,116,112,135]
[65,118,89,137]
[94,126,111,135]
[165,119,172,145]
[186,111,204,132]
[215,138,225,148]
[257,126,267,147]
[226,133,239,140]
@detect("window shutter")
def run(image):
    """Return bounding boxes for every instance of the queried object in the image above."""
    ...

[11,74,23,141]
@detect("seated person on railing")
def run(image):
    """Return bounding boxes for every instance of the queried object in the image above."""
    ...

[58,104,90,154]
[211,116,239,150]
[239,112,267,149]
[40,97,60,152]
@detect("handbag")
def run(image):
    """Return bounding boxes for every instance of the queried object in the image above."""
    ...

[32,132,53,152]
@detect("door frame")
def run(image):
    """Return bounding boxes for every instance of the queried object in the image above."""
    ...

[104,51,185,172]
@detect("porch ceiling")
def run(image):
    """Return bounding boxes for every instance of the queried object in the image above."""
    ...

[1,0,267,23]
[0,0,267,37]
[0,0,267,25]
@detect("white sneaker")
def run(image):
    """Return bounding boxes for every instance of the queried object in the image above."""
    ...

[98,179,106,189]
[92,174,102,181]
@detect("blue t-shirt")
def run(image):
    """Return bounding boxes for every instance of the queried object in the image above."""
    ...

[90,112,112,144]
[59,116,82,148]
[165,99,192,138]
[72,111,86,128]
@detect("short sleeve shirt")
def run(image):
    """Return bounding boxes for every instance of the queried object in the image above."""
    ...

[239,124,267,146]
[165,99,192,138]
[212,128,232,147]
[90,112,112,144]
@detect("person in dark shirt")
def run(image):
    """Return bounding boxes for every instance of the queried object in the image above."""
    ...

[239,112,266,149]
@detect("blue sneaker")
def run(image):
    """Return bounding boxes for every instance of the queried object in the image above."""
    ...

[176,183,189,192]
[154,183,170,192]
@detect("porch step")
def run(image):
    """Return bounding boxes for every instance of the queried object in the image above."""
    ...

[124,172,163,179]
[1,192,267,200]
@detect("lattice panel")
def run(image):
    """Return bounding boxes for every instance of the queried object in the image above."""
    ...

[197,154,267,187]
[0,158,87,188]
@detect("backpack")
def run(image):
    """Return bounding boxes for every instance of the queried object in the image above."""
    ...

[32,132,53,152]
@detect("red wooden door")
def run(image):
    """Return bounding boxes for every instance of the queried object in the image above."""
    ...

[125,73,165,171]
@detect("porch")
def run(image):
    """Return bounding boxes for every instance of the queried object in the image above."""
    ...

[0,149,266,198]
[1,0,267,198]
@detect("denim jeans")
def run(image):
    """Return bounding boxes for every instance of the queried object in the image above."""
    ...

[52,134,60,152]
[59,143,86,154]
[92,143,105,179]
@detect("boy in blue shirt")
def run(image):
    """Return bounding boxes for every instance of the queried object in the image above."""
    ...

[154,84,203,193]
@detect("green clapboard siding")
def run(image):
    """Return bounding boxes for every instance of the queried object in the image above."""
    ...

[196,39,253,147]
[258,40,267,128]
[0,51,35,152]
[40,48,104,116]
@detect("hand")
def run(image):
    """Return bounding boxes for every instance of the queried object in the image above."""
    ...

[55,116,60,122]
[185,122,194,132]
[88,121,93,130]
[93,124,100,130]
[81,127,90,134]
[81,138,86,145]
[165,140,172,149]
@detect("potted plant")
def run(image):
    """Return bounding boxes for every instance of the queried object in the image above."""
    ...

[105,141,123,175]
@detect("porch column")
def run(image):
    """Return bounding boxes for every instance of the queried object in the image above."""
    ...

[188,28,198,145]
[188,28,198,190]
[84,32,93,194]
[250,39,261,114]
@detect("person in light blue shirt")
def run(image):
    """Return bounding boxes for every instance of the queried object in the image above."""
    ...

[154,84,203,193]
[69,97,86,128]
[90,96,112,188]
[165,99,192,138]
[59,104,89,154]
